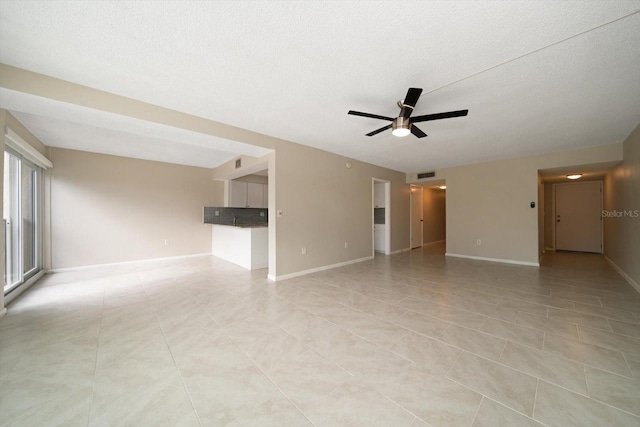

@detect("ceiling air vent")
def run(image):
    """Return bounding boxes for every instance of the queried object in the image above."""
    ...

[417,171,436,179]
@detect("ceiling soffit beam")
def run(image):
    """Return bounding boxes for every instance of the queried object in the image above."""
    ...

[0,63,279,151]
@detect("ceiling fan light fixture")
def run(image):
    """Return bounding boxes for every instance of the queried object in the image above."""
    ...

[566,174,582,180]
[348,87,467,138]
[391,117,411,137]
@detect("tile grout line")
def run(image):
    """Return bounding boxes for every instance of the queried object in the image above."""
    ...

[451,345,601,401]
[224,335,320,427]
[145,282,205,427]
[85,283,107,427]
[295,282,467,349]
[532,378,540,423]
[583,363,591,399]
[496,339,508,362]
[228,296,421,425]
[232,302,358,427]
[544,330,634,380]
[272,293,420,366]
[573,371,640,419]
[469,395,485,426]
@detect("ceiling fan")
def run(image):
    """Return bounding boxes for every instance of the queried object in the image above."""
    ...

[348,88,468,138]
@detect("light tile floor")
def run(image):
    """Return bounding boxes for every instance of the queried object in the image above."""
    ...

[1,244,640,426]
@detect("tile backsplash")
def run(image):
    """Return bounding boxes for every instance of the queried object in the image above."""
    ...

[374,208,385,224]
[204,207,268,226]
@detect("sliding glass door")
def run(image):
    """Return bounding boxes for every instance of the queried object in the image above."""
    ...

[4,150,42,294]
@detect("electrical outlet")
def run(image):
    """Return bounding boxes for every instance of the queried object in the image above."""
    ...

[301,247,306,255]
[344,242,348,249]
[277,210,283,217]
[476,239,481,246]
[164,239,170,246]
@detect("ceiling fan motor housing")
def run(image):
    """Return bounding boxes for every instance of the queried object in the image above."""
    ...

[392,116,411,136]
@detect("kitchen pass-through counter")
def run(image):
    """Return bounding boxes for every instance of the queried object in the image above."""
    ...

[204,207,268,270]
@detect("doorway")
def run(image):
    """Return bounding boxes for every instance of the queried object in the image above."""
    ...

[422,185,447,246]
[554,181,603,253]
[410,185,423,249]
[372,179,390,255]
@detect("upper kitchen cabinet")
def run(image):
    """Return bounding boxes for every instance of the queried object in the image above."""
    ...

[230,180,268,208]
[374,182,385,208]
[247,182,263,208]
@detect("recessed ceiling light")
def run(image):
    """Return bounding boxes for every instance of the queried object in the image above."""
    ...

[566,174,582,180]
[439,185,447,189]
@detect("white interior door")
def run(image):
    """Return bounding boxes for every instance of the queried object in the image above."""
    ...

[411,186,423,249]
[555,181,602,253]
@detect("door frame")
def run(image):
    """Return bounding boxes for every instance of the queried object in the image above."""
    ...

[553,180,603,253]
[372,178,391,255]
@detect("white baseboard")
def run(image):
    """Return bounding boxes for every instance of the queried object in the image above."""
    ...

[605,256,640,294]
[389,247,411,255]
[268,255,374,281]
[423,240,445,247]
[47,253,212,273]
[445,253,540,267]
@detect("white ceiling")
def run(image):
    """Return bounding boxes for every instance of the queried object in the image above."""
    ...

[0,1,639,173]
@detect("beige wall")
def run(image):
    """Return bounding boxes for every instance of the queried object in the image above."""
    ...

[273,141,409,277]
[410,143,624,265]
[604,123,640,289]
[423,188,446,244]
[216,142,411,279]
[445,158,540,263]
[47,148,223,269]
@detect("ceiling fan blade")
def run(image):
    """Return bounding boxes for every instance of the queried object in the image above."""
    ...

[411,109,469,123]
[401,88,423,118]
[410,124,428,138]
[366,124,392,136]
[348,110,394,121]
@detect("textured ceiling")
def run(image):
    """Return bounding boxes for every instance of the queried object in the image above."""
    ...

[0,1,639,172]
